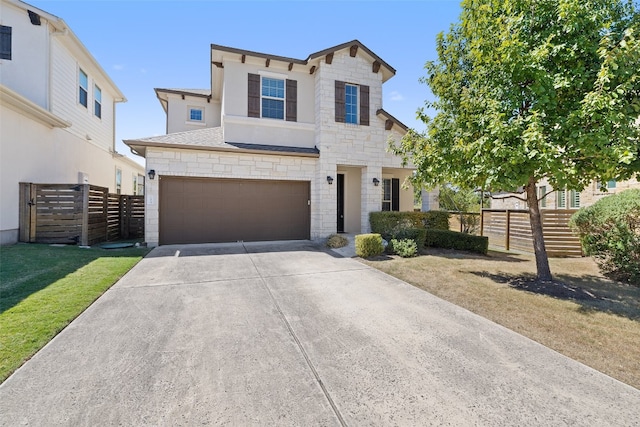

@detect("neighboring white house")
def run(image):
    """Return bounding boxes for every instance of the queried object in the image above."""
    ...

[125,41,422,246]
[0,0,145,245]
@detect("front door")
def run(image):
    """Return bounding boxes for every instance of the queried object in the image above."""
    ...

[337,174,345,233]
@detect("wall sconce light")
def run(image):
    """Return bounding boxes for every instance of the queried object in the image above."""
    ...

[326,176,334,185]
[148,169,156,180]
[373,178,380,186]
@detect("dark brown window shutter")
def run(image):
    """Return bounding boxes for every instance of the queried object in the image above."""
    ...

[335,80,345,123]
[286,79,297,122]
[247,73,260,118]
[392,178,400,211]
[359,85,369,126]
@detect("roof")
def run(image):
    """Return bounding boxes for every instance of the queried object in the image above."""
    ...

[124,127,320,158]
[210,39,396,83]
[6,0,126,102]
[155,88,212,98]
[376,109,409,132]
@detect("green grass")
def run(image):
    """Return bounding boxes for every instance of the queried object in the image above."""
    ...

[0,243,150,383]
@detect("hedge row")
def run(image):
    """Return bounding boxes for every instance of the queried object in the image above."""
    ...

[425,229,488,255]
[370,211,450,239]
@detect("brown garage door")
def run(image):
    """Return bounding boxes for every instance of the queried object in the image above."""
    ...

[159,176,310,245]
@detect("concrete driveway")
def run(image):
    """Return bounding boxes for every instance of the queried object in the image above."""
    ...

[1,241,639,426]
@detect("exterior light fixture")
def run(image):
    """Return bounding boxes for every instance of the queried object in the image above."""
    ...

[373,178,380,186]
[148,169,156,180]
[326,176,334,185]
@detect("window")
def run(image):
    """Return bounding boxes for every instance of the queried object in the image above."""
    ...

[607,180,617,189]
[570,190,580,208]
[188,107,203,122]
[0,25,11,60]
[115,168,122,195]
[94,85,102,118]
[79,69,88,108]
[133,174,138,195]
[137,174,145,196]
[345,84,358,124]
[261,77,285,119]
[556,189,566,208]
[382,178,400,211]
[335,80,369,125]
[538,185,547,208]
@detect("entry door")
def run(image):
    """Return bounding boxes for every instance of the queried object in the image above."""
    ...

[337,174,345,233]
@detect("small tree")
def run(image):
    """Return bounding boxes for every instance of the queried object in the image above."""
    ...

[392,0,640,281]
[439,185,483,233]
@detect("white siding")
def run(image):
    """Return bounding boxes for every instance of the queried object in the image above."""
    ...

[0,1,49,108]
[50,37,115,152]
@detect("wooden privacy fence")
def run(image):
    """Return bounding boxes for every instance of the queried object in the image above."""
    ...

[481,209,583,257]
[19,183,144,246]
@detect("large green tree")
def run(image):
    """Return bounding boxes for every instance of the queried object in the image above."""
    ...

[393,0,640,281]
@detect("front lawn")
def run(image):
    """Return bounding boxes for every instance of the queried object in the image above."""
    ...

[361,249,640,389]
[0,243,150,383]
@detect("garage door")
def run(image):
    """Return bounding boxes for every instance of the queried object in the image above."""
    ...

[159,177,310,245]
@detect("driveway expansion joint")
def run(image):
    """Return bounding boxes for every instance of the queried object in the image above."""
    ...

[242,242,348,427]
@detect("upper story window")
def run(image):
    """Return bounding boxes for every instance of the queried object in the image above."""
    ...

[335,80,369,126]
[94,85,102,118]
[345,84,358,124]
[188,107,203,122]
[0,25,11,60]
[261,77,285,119]
[248,73,297,122]
[79,69,88,108]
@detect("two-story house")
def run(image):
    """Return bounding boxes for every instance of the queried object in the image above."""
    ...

[0,0,144,245]
[125,41,418,246]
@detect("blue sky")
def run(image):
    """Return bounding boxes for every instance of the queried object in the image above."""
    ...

[29,0,462,165]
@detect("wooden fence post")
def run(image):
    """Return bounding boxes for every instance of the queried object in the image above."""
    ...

[80,184,90,246]
[505,210,511,251]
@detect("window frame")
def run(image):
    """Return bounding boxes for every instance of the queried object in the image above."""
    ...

[0,25,11,60]
[115,168,122,195]
[556,189,566,208]
[382,178,392,211]
[187,106,204,123]
[569,190,580,209]
[93,84,102,118]
[261,76,285,120]
[345,83,359,124]
[79,68,88,108]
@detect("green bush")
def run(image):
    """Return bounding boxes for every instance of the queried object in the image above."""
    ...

[425,229,488,254]
[569,189,640,284]
[355,233,385,258]
[390,238,418,258]
[326,234,349,248]
[394,227,427,250]
[370,211,449,240]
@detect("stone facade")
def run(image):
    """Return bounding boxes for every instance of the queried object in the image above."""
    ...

[126,41,421,246]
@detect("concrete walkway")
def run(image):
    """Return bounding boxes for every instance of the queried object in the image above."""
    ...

[1,241,638,426]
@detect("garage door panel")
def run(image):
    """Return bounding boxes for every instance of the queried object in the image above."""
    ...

[160,177,310,245]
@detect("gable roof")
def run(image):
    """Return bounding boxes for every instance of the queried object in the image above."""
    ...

[210,39,396,83]
[124,127,319,158]
[154,88,212,113]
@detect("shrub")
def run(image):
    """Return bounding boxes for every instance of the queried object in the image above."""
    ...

[370,211,450,240]
[326,234,349,248]
[390,238,418,258]
[355,233,384,258]
[425,229,488,254]
[569,189,640,284]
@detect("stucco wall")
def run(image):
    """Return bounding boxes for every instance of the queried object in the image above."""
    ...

[221,60,316,148]
[0,104,144,244]
[165,93,221,134]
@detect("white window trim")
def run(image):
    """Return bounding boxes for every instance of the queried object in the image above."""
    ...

[93,84,102,119]
[78,67,88,109]
[260,76,285,120]
[186,106,205,125]
[345,83,359,125]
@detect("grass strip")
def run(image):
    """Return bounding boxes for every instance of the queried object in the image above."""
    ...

[0,244,149,382]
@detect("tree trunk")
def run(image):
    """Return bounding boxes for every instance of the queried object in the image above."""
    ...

[525,176,553,281]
